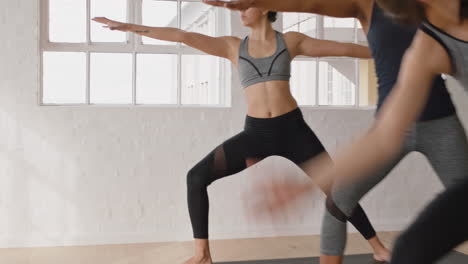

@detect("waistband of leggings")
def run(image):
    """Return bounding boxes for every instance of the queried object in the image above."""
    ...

[244,108,304,130]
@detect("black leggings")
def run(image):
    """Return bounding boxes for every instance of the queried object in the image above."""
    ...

[390,179,468,264]
[187,108,377,240]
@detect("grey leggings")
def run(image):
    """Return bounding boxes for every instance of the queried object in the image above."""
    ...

[321,114,468,256]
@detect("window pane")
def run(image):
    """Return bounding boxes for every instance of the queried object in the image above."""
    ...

[91,0,127,42]
[43,52,86,104]
[90,53,133,104]
[323,17,356,42]
[287,24,299,33]
[49,0,86,42]
[298,16,317,37]
[136,54,178,104]
[318,59,356,106]
[181,55,220,105]
[359,60,378,107]
[299,13,315,21]
[142,0,178,45]
[291,60,317,106]
[283,13,299,31]
[181,2,221,36]
[324,17,355,28]
[282,13,316,37]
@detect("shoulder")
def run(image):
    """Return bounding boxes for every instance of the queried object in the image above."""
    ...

[406,30,452,74]
[220,36,242,47]
[282,31,310,46]
[220,36,243,55]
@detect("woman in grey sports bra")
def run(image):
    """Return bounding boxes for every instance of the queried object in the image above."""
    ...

[242,1,468,263]
[92,8,382,264]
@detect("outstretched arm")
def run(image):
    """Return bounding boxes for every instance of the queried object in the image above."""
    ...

[92,17,239,62]
[203,0,363,18]
[287,32,371,59]
[247,30,452,216]
[313,30,451,187]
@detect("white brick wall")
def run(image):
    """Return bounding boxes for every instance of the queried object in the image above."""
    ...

[0,0,467,248]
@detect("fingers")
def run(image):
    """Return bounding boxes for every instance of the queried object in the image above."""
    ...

[92,17,111,26]
[92,17,105,22]
[243,174,317,224]
[92,17,121,31]
[248,182,286,218]
[252,182,314,217]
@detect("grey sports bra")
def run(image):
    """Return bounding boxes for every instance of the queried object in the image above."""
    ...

[421,21,468,89]
[238,31,291,89]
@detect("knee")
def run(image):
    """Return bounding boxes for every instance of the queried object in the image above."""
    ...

[325,196,348,223]
[328,187,361,217]
[187,164,212,190]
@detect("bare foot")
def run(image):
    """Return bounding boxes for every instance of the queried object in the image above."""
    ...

[183,255,213,264]
[373,247,391,262]
[368,237,391,262]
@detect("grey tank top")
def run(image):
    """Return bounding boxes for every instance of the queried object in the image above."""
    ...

[420,21,468,89]
[238,31,291,89]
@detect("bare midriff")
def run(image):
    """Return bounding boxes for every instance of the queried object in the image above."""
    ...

[244,80,298,118]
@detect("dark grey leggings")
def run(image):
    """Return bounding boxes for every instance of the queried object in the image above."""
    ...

[390,179,468,263]
[321,114,468,255]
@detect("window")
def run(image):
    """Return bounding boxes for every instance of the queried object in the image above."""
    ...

[283,14,376,107]
[40,0,231,106]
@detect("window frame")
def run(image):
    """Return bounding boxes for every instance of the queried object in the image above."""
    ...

[39,0,231,107]
[283,14,374,109]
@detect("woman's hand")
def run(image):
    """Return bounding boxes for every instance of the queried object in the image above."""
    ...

[244,177,316,220]
[92,17,131,32]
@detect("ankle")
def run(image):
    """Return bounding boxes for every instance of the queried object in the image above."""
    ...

[194,239,211,259]
[194,251,211,259]
[368,237,386,251]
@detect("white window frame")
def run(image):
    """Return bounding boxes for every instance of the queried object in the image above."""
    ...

[39,0,231,107]
[283,14,375,109]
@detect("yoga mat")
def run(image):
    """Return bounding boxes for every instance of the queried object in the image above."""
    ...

[217,252,468,264]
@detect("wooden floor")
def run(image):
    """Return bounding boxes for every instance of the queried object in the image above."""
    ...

[0,232,466,264]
